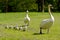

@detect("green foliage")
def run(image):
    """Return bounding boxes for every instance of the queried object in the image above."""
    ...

[16,1,37,11]
[0,0,60,12]
[16,0,37,11]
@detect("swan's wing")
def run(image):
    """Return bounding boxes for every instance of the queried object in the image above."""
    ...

[41,19,49,24]
[40,19,53,29]
[24,17,30,23]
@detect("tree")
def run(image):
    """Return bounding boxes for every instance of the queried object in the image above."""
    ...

[42,0,44,12]
[57,0,60,11]
[16,0,37,11]
[0,0,59,12]
[36,0,42,12]
[36,0,45,12]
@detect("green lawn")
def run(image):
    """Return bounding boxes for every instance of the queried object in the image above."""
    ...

[0,12,60,40]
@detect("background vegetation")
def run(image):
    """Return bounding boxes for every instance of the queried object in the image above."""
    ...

[0,0,60,12]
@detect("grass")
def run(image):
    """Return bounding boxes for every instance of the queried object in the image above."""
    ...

[0,12,60,40]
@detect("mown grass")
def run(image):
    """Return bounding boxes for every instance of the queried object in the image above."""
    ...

[0,12,60,40]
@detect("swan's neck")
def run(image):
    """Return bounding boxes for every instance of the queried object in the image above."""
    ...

[48,6,54,21]
[26,13,28,17]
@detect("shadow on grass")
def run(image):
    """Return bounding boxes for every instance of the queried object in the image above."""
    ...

[33,33,45,35]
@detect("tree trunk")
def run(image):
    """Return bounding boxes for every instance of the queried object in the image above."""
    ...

[36,0,41,12]
[57,0,60,11]
[6,0,8,12]
[38,3,41,12]
[36,0,44,12]
[42,0,44,13]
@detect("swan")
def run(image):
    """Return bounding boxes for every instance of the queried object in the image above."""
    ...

[24,10,30,26]
[5,25,9,29]
[40,4,54,34]
[19,25,27,31]
[23,25,27,31]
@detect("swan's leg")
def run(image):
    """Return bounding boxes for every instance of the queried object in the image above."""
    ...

[47,28,49,33]
[27,22,29,26]
[40,27,42,34]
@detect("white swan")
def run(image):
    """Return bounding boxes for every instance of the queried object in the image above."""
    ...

[40,4,54,34]
[24,10,30,26]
